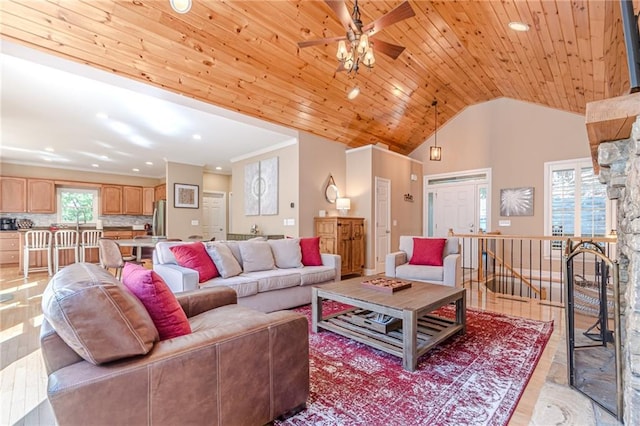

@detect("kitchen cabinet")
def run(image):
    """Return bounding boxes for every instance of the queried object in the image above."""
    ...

[27,179,56,213]
[0,177,27,213]
[0,232,20,265]
[315,217,365,276]
[155,184,166,201]
[143,187,155,215]
[101,185,123,215]
[122,186,143,215]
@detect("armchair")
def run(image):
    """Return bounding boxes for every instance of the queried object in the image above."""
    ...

[385,236,461,287]
[40,263,309,425]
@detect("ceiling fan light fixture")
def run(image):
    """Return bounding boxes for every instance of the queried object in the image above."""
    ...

[357,33,369,55]
[347,87,360,100]
[337,40,349,61]
[508,21,530,32]
[362,48,375,68]
[430,100,442,161]
[170,0,192,14]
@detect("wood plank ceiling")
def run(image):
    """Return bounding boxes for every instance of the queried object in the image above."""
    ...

[0,0,636,156]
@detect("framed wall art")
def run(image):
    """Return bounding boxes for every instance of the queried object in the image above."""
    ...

[174,183,199,209]
[500,187,534,216]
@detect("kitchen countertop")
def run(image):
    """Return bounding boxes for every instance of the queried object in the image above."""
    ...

[6,226,145,232]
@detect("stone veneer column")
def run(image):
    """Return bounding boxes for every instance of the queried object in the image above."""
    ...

[597,115,640,425]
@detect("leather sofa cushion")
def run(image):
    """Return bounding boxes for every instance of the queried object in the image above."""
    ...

[298,265,336,286]
[42,263,158,365]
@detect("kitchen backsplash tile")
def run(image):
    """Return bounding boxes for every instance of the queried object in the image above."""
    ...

[0,213,151,228]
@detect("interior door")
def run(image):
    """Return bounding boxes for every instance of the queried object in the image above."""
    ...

[375,177,391,274]
[202,192,226,241]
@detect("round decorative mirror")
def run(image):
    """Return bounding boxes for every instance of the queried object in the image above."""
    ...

[324,175,340,203]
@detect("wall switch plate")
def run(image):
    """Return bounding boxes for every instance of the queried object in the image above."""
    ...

[498,220,511,227]
[191,220,199,226]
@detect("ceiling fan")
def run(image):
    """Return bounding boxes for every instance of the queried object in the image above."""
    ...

[297,0,415,73]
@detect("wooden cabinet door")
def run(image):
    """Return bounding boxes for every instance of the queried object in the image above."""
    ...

[27,179,56,213]
[350,219,365,274]
[101,185,122,215]
[338,220,353,275]
[143,187,154,215]
[154,184,166,201]
[0,177,27,213]
[122,186,143,215]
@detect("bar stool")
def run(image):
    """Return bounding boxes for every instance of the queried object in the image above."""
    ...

[23,230,53,277]
[80,230,103,263]
[53,230,79,273]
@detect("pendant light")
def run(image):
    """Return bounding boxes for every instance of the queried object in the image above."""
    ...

[429,100,442,161]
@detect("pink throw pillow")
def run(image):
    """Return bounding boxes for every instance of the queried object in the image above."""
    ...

[122,263,191,340]
[170,242,219,282]
[409,238,446,266]
[300,237,323,266]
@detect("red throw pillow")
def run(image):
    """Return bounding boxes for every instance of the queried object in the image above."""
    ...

[122,263,191,340]
[409,238,446,266]
[300,237,323,266]
[170,242,219,282]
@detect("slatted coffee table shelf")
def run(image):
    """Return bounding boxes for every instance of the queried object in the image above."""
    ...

[312,277,466,371]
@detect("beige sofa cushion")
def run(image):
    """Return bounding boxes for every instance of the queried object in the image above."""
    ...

[239,241,275,272]
[207,242,242,278]
[42,263,159,365]
[268,238,303,269]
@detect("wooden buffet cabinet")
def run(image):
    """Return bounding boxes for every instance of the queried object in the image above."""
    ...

[314,216,365,276]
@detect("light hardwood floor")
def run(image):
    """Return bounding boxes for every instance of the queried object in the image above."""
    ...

[0,265,604,425]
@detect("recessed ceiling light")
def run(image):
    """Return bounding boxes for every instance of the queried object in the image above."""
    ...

[347,87,360,100]
[45,147,55,152]
[132,168,140,172]
[96,112,109,119]
[215,166,222,171]
[145,161,153,166]
[44,158,53,162]
[192,134,202,140]
[100,155,109,160]
[92,163,99,168]
[508,21,530,32]
[170,0,192,14]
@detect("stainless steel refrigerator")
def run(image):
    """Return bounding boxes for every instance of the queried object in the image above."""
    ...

[152,199,167,237]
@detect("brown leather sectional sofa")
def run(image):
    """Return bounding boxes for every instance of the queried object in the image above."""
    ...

[40,263,309,425]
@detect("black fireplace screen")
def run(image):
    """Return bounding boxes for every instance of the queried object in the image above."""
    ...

[564,240,623,421]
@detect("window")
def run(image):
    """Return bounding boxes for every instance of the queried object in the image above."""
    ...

[57,188,99,225]
[544,158,614,252]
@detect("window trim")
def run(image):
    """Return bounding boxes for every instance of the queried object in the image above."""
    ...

[543,158,615,257]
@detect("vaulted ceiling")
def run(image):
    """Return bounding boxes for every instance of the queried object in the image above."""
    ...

[1,0,637,157]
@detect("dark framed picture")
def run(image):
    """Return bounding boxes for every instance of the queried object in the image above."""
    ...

[174,183,199,209]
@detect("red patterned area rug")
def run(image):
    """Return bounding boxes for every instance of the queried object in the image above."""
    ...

[278,301,553,426]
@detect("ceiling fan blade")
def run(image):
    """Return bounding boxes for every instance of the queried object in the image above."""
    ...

[371,39,406,60]
[298,35,348,49]
[325,0,357,31]
[362,1,415,36]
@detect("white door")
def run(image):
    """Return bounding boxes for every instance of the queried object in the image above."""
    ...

[434,184,476,236]
[433,183,478,268]
[203,192,226,241]
[375,177,391,274]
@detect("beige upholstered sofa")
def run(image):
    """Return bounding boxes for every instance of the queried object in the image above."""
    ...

[385,236,461,287]
[153,239,341,313]
[40,263,309,425]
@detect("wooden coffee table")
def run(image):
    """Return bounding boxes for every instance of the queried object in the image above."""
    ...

[312,276,466,371]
